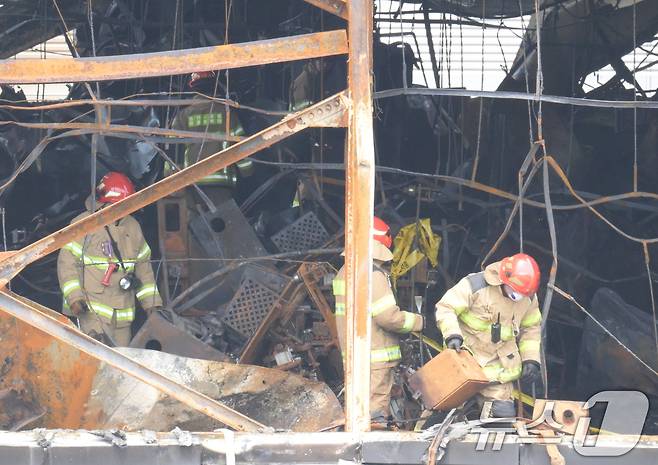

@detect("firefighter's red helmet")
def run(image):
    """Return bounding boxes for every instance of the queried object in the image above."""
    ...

[189,71,216,89]
[373,216,392,249]
[499,253,541,296]
[96,172,135,204]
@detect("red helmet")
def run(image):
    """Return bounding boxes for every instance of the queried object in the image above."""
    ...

[373,216,392,248]
[96,172,135,204]
[189,71,216,89]
[499,253,540,296]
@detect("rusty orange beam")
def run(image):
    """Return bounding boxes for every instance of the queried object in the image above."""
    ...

[0,30,348,84]
[0,291,266,432]
[0,93,348,285]
[302,0,348,20]
[344,0,375,433]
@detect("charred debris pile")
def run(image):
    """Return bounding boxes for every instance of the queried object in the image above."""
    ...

[0,0,656,429]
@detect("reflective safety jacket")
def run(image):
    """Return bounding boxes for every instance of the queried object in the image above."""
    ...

[171,99,252,186]
[333,242,424,368]
[57,198,163,327]
[435,261,542,384]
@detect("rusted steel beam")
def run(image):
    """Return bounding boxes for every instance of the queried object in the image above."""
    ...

[302,0,348,20]
[0,93,348,284]
[0,121,244,143]
[344,0,376,433]
[0,31,348,84]
[0,291,266,432]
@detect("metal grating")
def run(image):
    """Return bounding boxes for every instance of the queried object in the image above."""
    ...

[271,211,329,253]
[221,277,280,340]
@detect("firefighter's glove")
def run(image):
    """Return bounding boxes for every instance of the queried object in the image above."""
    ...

[521,360,541,384]
[70,300,88,316]
[445,335,463,352]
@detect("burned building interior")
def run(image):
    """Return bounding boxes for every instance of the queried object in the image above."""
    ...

[0,0,657,462]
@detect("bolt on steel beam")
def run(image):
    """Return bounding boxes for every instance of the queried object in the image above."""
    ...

[0,92,348,285]
[0,31,348,84]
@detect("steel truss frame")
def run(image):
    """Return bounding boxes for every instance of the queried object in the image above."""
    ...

[0,0,375,433]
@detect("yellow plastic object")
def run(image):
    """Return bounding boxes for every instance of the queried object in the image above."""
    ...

[391,219,440,285]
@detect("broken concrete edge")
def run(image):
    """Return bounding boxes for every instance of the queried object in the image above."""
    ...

[0,430,657,465]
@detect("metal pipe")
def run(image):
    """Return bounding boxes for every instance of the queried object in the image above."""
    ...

[344,0,375,433]
[0,291,266,432]
[0,30,348,84]
[375,87,658,109]
[0,92,348,284]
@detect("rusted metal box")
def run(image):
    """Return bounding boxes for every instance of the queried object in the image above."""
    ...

[408,350,489,410]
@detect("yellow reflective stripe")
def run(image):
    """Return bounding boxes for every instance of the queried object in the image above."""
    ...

[88,301,135,321]
[458,311,514,341]
[458,311,490,331]
[64,241,138,272]
[115,308,136,321]
[482,362,522,383]
[332,279,346,296]
[482,363,503,381]
[453,306,468,316]
[136,284,159,300]
[78,256,136,272]
[61,280,81,297]
[340,346,403,363]
[335,302,345,316]
[499,365,523,383]
[519,340,540,354]
[371,294,396,317]
[521,309,542,328]
[196,175,237,185]
[401,312,416,333]
[137,242,151,261]
[63,241,83,256]
[188,112,225,128]
[236,158,252,168]
[371,345,402,363]
[87,301,115,319]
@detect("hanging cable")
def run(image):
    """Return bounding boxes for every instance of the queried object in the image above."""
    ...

[632,0,638,192]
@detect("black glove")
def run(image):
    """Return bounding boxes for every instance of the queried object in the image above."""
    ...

[521,360,541,383]
[445,335,463,352]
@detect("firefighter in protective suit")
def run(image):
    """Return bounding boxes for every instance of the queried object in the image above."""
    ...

[170,71,253,194]
[435,253,542,417]
[333,217,424,425]
[57,172,163,346]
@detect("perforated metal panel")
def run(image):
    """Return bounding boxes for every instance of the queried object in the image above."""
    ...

[221,277,280,339]
[271,211,329,253]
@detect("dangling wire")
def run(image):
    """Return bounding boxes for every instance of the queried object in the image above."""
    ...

[400,1,408,88]
[470,0,486,181]
[2,207,9,291]
[642,243,658,362]
[632,0,638,192]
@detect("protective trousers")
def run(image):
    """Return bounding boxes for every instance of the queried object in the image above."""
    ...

[78,310,131,346]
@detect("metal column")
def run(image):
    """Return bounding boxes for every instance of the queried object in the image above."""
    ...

[344,0,376,433]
